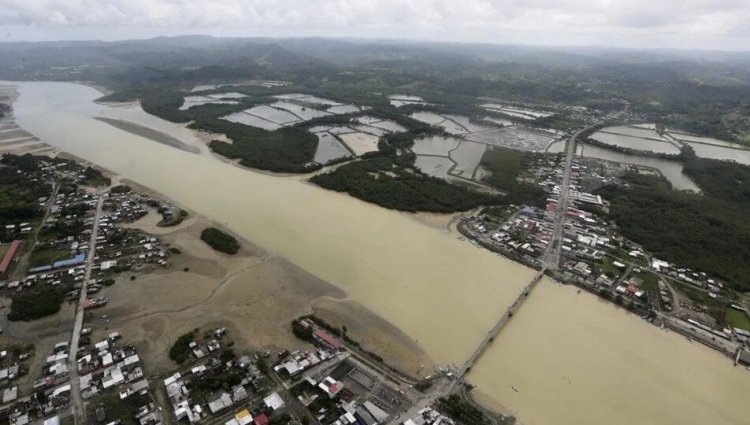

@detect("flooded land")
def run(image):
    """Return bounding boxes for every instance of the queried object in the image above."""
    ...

[7,81,750,425]
[579,143,701,192]
[591,124,750,166]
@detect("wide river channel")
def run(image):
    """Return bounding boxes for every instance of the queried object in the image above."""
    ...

[9,82,750,425]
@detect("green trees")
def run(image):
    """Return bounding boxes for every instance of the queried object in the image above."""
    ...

[310,157,497,212]
[169,331,196,364]
[598,170,750,292]
[81,166,111,187]
[206,123,320,173]
[0,156,52,224]
[291,319,314,342]
[200,227,240,254]
[438,394,493,425]
[8,286,69,321]
[480,147,547,206]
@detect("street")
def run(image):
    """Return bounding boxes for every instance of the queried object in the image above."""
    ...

[68,194,105,425]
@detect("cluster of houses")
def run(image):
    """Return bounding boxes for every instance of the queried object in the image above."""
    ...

[401,407,455,425]
[273,349,338,378]
[27,187,98,274]
[6,264,84,293]
[35,343,70,395]
[163,329,278,424]
[164,358,274,423]
[77,333,147,399]
[292,372,394,425]
[461,156,604,268]
[186,328,227,360]
[0,348,30,386]
[93,192,171,271]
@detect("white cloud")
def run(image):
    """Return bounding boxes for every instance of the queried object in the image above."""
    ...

[0,0,748,50]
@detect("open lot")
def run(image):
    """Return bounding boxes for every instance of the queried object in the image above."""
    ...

[725,308,750,331]
[29,247,71,267]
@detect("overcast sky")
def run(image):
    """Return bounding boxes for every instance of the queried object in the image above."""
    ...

[0,0,748,51]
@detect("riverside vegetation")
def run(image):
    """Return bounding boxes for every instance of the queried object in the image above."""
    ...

[597,146,750,292]
[200,227,240,255]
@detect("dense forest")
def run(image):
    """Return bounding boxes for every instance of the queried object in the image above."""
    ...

[207,124,319,173]
[597,157,750,292]
[310,156,498,213]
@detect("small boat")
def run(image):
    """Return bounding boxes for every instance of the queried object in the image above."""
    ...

[511,385,519,392]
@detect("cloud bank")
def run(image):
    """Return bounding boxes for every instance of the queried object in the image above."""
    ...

[0,0,748,50]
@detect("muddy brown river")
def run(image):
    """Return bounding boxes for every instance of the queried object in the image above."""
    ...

[9,82,750,425]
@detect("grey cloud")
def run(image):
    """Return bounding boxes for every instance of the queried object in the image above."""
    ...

[0,0,747,49]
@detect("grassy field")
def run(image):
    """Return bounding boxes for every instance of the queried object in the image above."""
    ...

[612,247,649,267]
[479,147,547,206]
[634,270,661,293]
[725,308,750,330]
[674,282,727,317]
[29,247,71,267]
[593,256,626,278]
[86,392,149,425]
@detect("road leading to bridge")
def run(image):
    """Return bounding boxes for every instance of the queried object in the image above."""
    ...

[544,125,586,269]
[391,127,595,424]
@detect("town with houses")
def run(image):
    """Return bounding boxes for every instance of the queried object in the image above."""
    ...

[0,153,488,425]
[459,153,750,366]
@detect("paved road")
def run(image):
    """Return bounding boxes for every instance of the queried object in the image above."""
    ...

[543,127,581,269]
[69,195,105,425]
[10,182,59,280]
[610,262,635,290]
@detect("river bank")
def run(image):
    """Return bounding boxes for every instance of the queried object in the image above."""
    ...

[7,80,750,425]
[101,214,435,377]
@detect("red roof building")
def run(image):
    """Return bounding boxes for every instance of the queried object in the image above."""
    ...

[254,414,269,425]
[313,329,342,350]
[0,240,21,275]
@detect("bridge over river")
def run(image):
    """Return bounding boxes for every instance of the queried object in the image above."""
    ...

[390,126,591,424]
